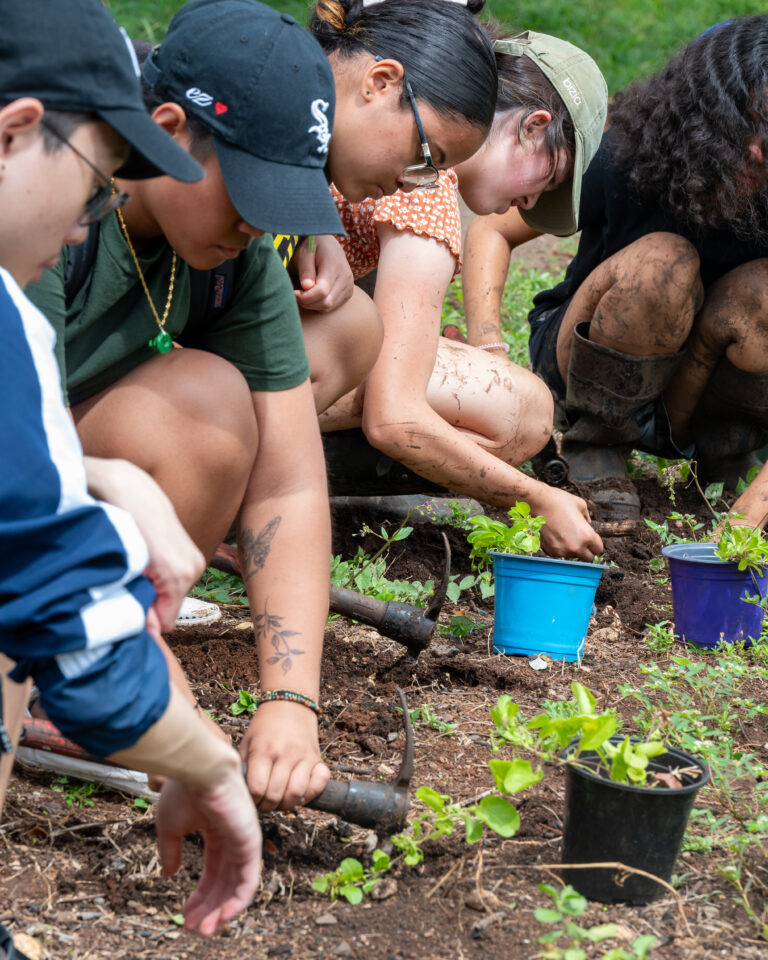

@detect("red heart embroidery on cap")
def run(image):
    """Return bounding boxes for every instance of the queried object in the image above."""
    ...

[215,102,228,115]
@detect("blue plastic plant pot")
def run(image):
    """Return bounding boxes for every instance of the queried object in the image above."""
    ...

[662,542,767,649]
[490,553,607,661]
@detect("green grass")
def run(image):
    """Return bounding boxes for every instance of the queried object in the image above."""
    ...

[111,1,766,92]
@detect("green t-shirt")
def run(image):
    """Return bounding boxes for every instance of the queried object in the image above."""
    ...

[28,214,309,406]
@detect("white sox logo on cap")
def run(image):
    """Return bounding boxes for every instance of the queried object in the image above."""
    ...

[308,99,331,154]
[186,87,214,107]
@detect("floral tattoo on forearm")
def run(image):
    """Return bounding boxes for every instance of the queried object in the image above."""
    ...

[240,516,281,583]
[254,600,304,674]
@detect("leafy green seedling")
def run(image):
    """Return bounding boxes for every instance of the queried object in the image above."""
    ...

[715,520,768,574]
[439,614,487,640]
[313,851,391,904]
[406,705,458,736]
[534,883,658,959]
[230,689,258,715]
[644,620,677,653]
[51,777,101,808]
[467,501,546,567]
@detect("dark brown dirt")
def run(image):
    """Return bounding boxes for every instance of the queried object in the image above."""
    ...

[3,470,767,960]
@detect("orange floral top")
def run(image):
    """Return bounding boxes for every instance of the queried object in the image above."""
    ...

[330,169,462,281]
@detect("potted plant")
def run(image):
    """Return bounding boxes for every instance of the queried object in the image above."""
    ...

[661,518,768,649]
[489,682,709,904]
[467,503,607,661]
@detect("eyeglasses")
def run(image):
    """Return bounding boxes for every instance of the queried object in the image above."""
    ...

[401,80,440,190]
[40,119,130,226]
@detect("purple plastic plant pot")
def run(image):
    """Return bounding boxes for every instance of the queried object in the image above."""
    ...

[662,542,767,649]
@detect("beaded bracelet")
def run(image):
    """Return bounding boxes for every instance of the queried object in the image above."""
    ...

[477,341,510,353]
[258,690,321,716]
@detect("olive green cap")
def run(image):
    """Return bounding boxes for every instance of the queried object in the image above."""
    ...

[494,31,607,236]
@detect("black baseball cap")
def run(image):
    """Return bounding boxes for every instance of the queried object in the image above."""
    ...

[0,0,203,183]
[142,0,343,236]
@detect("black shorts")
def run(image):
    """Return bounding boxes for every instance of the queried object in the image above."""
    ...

[528,302,569,398]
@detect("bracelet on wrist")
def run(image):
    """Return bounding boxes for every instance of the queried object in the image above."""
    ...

[477,341,510,353]
[258,690,321,716]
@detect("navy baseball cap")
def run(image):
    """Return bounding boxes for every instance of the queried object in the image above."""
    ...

[142,0,343,236]
[0,0,203,183]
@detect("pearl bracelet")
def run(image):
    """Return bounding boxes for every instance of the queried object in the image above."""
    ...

[477,341,510,353]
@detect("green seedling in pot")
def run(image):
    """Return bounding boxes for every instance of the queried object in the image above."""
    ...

[489,682,669,792]
[715,520,768,574]
[466,501,545,567]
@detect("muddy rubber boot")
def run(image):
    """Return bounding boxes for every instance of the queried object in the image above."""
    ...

[691,358,768,490]
[562,322,684,520]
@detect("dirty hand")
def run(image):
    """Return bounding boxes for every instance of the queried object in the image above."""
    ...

[239,700,330,812]
[84,457,205,632]
[294,235,354,312]
[534,485,604,561]
[155,772,262,937]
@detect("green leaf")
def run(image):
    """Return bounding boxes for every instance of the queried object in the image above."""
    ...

[488,758,544,794]
[168,913,185,927]
[313,876,329,893]
[534,908,563,923]
[472,796,520,837]
[340,885,363,905]
[464,815,483,844]
[392,526,413,541]
[571,682,596,716]
[585,923,619,942]
[536,930,563,944]
[446,582,460,603]
[563,949,587,960]
[371,849,390,872]
[339,858,364,880]
[559,887,587,916]
[578,713,617,751]
[415,786,448,812]
[631,934,659,957]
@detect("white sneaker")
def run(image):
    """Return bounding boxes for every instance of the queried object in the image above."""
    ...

[175,596,222,626]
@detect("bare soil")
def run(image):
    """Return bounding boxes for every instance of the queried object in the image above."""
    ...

[3,472,768,960]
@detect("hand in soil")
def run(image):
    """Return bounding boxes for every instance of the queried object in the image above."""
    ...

[155,775,262,937]
[239,699,330,812]
[535,485,604,561]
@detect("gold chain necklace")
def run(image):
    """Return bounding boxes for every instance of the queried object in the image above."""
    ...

[115,204,177,354]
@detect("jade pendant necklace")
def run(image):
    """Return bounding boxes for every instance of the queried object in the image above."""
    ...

[116,205,177,354]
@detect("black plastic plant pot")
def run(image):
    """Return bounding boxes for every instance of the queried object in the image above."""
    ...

[560,739,709,904]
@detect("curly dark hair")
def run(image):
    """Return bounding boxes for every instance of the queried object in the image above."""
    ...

[609,17,768,241]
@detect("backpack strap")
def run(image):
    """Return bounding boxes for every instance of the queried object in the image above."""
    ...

[64,222,101,307]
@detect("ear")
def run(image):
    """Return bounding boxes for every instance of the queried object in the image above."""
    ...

[0,98,45,160]
[150,102,191,142]
[520,109,553,141]
[359,58,405,104]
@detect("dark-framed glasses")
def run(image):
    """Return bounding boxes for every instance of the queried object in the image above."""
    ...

[40,118,130,226]
[401,80,440,190]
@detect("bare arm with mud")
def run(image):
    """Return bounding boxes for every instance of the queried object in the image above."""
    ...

[362,225,602,561]
[463,208,541,354]
[236,379,331,811]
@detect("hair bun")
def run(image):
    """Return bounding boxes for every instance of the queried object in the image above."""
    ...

[466,0,487,14]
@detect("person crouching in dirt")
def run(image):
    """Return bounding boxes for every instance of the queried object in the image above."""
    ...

[463,17,768,524]
[317,25,608,561]
[0,0,260,940]
[26,0,502,814]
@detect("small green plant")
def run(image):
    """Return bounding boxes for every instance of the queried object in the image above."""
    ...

[715,520,768,574]
[312,850,391,905]
[644,620,677,653]
[467,501,546,567]
[331,547,435,606]
[51,777,101,808]
[406,704,458,736]
[446,571,494,602]
[133,797,151,810]
[191,566,249,606]
[535,883,658,959]
[230,689,258,715]
[438,613,487,640]
[489,683,669,790]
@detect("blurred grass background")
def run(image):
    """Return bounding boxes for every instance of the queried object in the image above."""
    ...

[109,0,766,92]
